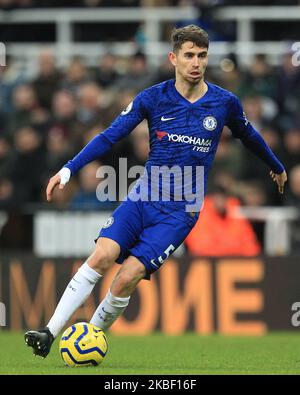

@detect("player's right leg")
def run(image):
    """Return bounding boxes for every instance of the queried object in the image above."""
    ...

[24,237,120,358]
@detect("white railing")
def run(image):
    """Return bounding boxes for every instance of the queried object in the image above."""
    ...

[0,6,197,68]
[30,207,300,257]
[215,6,300,65]
[0,207,298,256]
[215,5,300,42]
[33,211,112,257]
[1,6,300,69]
[233,207,299,256]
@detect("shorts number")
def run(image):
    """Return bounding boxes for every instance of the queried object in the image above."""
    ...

[151,244,175,268]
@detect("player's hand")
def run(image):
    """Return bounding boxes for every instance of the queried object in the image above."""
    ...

[46,168,71,202]
[270,170,287,194]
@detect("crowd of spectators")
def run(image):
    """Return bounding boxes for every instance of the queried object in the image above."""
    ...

[1,1,299,45]
[0,4,299,253]
[0,3,299,253]
[0,48,300,212]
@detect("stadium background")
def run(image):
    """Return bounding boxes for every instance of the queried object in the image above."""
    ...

[1,0,300,343]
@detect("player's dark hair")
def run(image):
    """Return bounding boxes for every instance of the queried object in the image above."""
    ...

[171,25,209,53]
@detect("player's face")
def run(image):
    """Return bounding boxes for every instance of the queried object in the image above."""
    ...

[169,41,208,84]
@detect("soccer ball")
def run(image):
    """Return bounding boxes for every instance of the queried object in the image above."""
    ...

[59,322,108,367]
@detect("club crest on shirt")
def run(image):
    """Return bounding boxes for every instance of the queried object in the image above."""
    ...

[121,101,133,115]
[103,217,114,228]
[203,116,217,131]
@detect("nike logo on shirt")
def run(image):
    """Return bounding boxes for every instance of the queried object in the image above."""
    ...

[161,116,176,121]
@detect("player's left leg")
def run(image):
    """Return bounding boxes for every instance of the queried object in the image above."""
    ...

[90,256,146,330]
[28,205,193,346]
[90,208,196,332]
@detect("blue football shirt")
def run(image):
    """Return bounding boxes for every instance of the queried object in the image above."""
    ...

[65,79,285,225]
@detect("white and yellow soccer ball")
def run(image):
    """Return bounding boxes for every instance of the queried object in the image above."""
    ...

[59,322,108,367]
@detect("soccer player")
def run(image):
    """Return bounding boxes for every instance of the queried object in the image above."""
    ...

[25,25,287,357]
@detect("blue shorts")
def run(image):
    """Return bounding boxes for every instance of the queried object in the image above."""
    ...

[98,199,196,279]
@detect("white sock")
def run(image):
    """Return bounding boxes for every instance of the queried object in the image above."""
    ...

[90,290,130,331]
[47,261,102,338]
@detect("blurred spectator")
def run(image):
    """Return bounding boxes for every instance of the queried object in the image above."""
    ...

[0,177,15,208]
[6,84,49,138]
[129,121,149,167]
[44,127,74,179]
[32,50,62,110]
[218,54,242,94]
[153,58,175,84]
[185,185,261,256]
[239,54,276,99]
[0,0,18,10]
[15,0,33,7]
[61,57,90,95]
[284,165,300,252]
[238,181,268,207]
[209,170,237,196]
[207,132,244,188]
[52,90,77,123]
[48,90,82,150]
[239,123,284,205]
[142,0,170,5]
[0,57,25,114]
[9,126,46,203]
[275,51,300,119]
[0,136,14,178]
[115,51,154,91]
[76,82,109,131]
[69,162,116,209]
[282,127,300,172]
[242,95,266,130]
[105,88,137,121]
[0,110,6,135]
[94,53,120,88]
[285,165,300,207]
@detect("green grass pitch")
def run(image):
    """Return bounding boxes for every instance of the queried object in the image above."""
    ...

[0,331,299,375]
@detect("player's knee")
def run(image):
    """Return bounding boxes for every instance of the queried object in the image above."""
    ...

[88,247,115,274]
[116,264,145,290]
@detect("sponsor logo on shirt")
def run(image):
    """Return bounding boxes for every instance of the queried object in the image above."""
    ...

[156,131,212,152]
[156,131,168,140]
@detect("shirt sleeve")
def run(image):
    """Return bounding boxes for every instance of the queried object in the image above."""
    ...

[226,94,285,174]
[64,92,148,175]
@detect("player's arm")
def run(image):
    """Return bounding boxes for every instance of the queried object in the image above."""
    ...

[226,94,287,194]
[46,93,147,202]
